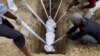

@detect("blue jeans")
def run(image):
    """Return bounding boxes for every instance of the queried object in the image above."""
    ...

[81,34,97,44]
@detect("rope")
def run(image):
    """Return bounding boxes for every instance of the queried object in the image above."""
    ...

[21,20,46,44]
[54,0,63,20]
[23,1,46,26]
[57,12,67,23]
[9,9,46,44]
[40,0,49,19]
[49,0,51,16]
[53,34,66,44]
[22,0,66,45]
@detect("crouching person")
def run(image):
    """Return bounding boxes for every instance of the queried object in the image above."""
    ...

[0,3,32,56]
[64,12,100,44]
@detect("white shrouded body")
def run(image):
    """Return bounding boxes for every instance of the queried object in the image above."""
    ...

[44,16,56,52]
[46,32,55,45]
[46,16,56,32]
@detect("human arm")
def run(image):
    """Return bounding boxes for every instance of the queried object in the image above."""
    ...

[63,25,78,39]
[4,11,23,25]
[0,3,23,25]
[0,3,17,20]
[4,11,17,20]
[67,0,79,11]
[80,0,96,9]
[66,25,78,34]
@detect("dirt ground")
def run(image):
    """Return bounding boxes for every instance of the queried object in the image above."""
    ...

[0,0,100,56]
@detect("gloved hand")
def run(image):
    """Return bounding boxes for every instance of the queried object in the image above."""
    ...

[16,18,23,25]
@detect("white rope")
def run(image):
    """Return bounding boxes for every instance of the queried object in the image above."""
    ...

[23,1,46,26]
[57,12,67,23]
[22,0,66,46]
[9,9,46,44]
[53,34,66,44]
[49,0,51,16]
[54,0,63,20]
[21,20,46,44]
[40,0,49,19]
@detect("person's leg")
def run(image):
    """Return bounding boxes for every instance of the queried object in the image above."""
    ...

[0,24,31,56]
[13,34,32,56]
[81,34,97,44]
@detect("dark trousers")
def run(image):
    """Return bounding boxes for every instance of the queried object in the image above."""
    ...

[69,31,98,44]
[0,19,25,48]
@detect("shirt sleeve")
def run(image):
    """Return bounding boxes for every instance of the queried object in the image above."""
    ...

[88,0,96,5]
[66,25,78,34]
[0,3,8,16]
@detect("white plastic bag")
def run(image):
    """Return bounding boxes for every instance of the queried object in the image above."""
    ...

[7,0,18,12]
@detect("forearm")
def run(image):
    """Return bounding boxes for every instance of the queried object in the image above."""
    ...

[67,0,76,10]
[66,26,78,34]
[4,11,24,25]
[4,11,17,20]
[81,4,95,9]
[67,3,74,10]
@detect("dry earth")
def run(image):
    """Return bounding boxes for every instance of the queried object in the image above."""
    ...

[0,0,100,56]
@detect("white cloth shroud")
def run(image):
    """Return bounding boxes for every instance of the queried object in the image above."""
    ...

[44,29,56,52]
[44,32,55,52]
[46,32,55,45]
[44,16,56,52]
[46,16,56,32]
